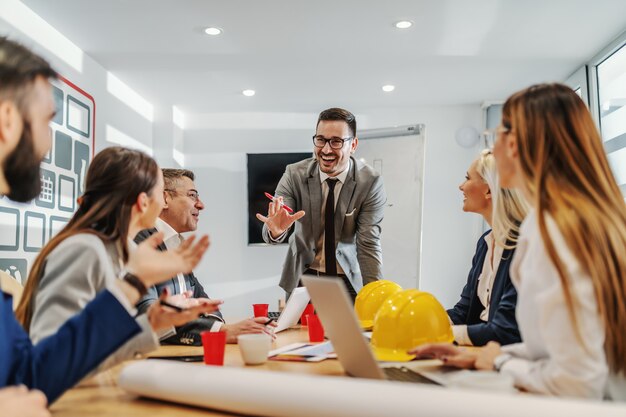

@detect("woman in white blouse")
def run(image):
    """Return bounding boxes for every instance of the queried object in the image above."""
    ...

[411,83,626,401]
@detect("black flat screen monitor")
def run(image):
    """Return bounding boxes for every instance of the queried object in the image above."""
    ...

[247,152,312,244]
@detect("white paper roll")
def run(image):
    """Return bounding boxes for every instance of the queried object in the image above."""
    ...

[119,360,626,417]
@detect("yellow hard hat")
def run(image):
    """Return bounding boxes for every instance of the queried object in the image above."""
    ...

[370,289,453,362]
[355,280,403,330]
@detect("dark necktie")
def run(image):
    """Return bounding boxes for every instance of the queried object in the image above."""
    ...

[325,178,338,275]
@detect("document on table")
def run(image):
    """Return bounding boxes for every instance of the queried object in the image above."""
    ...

[269,341,337,362]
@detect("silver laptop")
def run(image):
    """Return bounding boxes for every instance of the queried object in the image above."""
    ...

[274,287,310,333]
[302,275,446,386]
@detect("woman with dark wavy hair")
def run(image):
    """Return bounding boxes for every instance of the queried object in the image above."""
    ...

[17,147,222,374]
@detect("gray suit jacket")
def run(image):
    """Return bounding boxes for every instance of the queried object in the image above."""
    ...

[29,233,159,376]
[263,156,386,295]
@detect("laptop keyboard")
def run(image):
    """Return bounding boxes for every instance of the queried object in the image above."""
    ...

[268,311,281,319]
[383,366,441,385]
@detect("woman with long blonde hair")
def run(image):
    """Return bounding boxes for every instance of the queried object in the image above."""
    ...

[448,149,528,346]
[411,83,626,400]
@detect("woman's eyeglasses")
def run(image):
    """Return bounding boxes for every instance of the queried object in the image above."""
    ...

[482,125,513,148]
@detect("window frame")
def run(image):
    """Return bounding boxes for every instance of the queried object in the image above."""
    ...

[587,29,626,129]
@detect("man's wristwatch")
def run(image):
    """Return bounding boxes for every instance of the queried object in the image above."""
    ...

[121,270,147,296]
[493,353,513,372]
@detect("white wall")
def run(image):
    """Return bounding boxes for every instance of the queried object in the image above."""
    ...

[0,1,154,154]
[0,1,155,278]
[181,106,482,318]
[359,106,484,308]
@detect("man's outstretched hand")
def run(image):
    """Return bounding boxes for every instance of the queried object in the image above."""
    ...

[256,196,305,239]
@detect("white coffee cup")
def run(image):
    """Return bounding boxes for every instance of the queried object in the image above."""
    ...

[238,334,272,365]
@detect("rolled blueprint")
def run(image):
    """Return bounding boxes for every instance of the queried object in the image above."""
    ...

[119,360,626,417]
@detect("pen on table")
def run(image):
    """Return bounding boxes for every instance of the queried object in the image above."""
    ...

[160,300,186,312]
[264,192,294,213]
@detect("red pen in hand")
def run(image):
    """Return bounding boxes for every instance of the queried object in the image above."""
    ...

[264,192,294,213]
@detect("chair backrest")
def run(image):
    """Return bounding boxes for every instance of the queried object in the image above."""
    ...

[0,270,24,310]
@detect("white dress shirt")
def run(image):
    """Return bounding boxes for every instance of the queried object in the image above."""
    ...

[477,232,503,321]
[155,218,187,293]
[154,218,223,333]
[309,160,351,274]
[452,231,503,346]
[498,210,626,400]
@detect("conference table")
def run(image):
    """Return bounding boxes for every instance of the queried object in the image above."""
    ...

[50,326,365,416]
[49,324,626,417]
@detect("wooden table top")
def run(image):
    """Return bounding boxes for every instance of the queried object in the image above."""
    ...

[51,327,347,416]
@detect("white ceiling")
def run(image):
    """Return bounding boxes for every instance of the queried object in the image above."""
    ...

[21,0,626,115]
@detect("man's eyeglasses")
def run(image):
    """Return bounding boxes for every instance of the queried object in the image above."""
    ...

[312,135,354,150]
[165,189,200,203]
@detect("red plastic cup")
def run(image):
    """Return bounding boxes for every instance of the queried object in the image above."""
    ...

[252,303,269,318]
[201,331,227,365]
[300,303,315,326]
[306,314,324,342]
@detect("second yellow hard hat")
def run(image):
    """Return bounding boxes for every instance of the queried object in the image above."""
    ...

[370,289,453,362]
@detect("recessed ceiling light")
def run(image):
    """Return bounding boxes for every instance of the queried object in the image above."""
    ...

[242,89,256,97]
[382,85,395,92]
[204,27,223,36]
[395,20,413,29]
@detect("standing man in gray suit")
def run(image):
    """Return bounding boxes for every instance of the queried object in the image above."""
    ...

[256,108,386,300]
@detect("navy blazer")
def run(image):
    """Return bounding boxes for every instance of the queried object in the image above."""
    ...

[134,228,224,346]
[447,230,521,346]
[0,289,140,403]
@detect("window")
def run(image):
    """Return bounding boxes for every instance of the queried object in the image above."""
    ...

[565,65,589,106]
[596,43,626,195]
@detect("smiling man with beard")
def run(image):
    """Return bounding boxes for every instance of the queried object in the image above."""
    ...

[0,62,51,204]
[256,108,386,301]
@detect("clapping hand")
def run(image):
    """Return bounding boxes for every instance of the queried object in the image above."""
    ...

[128,233,210,287]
